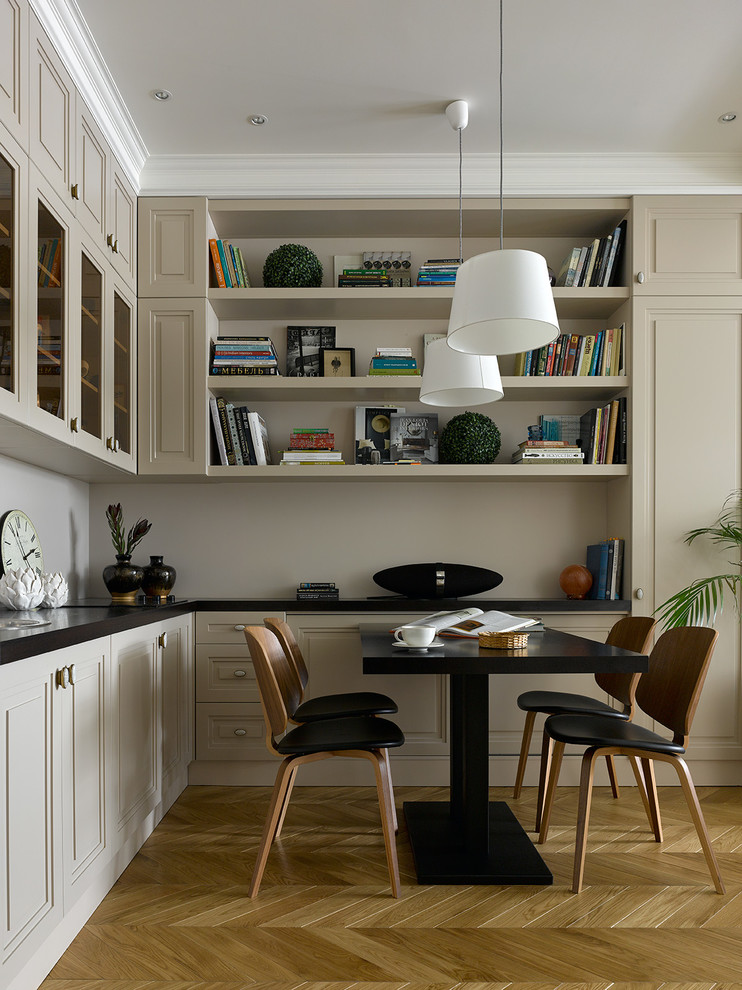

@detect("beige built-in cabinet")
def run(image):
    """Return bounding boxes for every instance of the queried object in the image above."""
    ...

[0,0,137,479]
[0,613,192,990]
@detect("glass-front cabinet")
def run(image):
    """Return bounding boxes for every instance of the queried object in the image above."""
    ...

[33,196,68,439]
[77,250,104,447]
[0,137,28,425]
[112,289,133,462]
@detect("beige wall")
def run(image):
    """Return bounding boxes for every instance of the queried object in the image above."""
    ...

[0,455,90,598]
[87,480,611,600]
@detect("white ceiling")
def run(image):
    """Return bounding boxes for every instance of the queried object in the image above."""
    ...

[45,0,742,195]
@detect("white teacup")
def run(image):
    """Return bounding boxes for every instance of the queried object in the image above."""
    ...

[394,624,436,648]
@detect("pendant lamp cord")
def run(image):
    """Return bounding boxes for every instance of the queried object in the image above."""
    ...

[499,0,504,251]
[457,124,463,264]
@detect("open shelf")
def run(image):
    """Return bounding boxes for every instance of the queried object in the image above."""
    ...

[205,463,630,483]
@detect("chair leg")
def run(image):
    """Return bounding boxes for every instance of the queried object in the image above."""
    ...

[369,749,401,897]
[249,757,297,898]
[513,710,536,799]
[627,754,656,833]
[273,764,298,839]
[534,729,554,833]
[538,738,565,844]
[671,755,725,894]
[605,754,620,799]
[641,757,663,842]
[378,747,398,833]
[572,747,601,893]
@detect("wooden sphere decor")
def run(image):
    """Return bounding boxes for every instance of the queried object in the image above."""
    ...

[559,564,593,600]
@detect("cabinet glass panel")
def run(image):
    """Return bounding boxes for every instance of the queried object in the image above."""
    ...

[0,154,13,395]
[80,252,102,439]
[113,291,131,454]
[36,201,65,418]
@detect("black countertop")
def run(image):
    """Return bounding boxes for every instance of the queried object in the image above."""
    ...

[0,596,629,665]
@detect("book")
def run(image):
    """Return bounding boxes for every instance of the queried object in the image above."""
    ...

[604,399,620,464]
[564,334,581,376]
[579,407,599,464]
[209,238,227,287]
[209,366,279,376]
[602,220,626,287]
[280,450,343,460]
[286,325,336,377]
[581,238,601,287]
[209,396,230,466]
[394,608,539,638]
[389,413,438,464]
[247,411,272,465]
[215,240,232,287]
[512,450,584,461]
[555,247,581,286]
[225,402,244,465]
[355,405,404,463]
[586,543,610,599]
[222,239,239,287]
[236,406,257,464]
[607,537,625,598]
[578,335,595,376]
[298,582,336,589]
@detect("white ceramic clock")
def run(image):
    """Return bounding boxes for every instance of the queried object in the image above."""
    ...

[0,509,44,575]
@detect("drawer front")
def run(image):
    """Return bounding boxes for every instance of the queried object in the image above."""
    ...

[196,610,286,645]
[195,644,258,703]
[195,703,265,760]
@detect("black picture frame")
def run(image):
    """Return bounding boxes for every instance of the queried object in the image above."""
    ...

[320,347,355,377]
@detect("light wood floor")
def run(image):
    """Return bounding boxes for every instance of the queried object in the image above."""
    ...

[40,782,742,990]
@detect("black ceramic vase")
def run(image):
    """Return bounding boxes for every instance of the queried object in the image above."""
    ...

[102,553,144,603]
[141,555,177,601]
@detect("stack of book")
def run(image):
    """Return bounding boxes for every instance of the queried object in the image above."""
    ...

[585,538,625,600]
[210,336,280,376]
[296,582,340,601]
[416,258,461,286]
[554,220,626,288]
[511,439,584,465]
[279,428,343,465]
[209,397,272,466]
[338,267,392,288]
[208,238,250,288]
[38,238,62,287]
[578,398,627,465]
[515,326,624,377]
[368,347,419,376]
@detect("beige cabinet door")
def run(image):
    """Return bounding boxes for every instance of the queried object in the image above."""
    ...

[633,195,742,295]
[74,97,108,249]
[59,638,111,908]
[0,651,62,985]
[160,614,193,811]
[29,13,75,210]
[0,0,29,150]
[109,159,136,288]
[137,297,210,474]
[138,197,208,298]
[633,298,742,778]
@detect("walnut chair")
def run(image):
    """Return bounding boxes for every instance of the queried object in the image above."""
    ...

[243,625,404,898]
[513,615,656,830]
[537,625,724,894]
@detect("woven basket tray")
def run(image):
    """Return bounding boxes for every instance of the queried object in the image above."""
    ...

[478,630,530,650]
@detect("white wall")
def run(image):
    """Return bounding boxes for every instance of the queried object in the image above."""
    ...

[88,479,610,600]
[0,456,90,599]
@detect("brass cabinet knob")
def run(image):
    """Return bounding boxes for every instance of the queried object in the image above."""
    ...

[70,416,78,433]
[158,632,168,649]
[56,667,70,689]
[71,183,79,200]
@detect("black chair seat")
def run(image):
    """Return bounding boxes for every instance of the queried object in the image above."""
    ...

[277,715,405,756]
[294,691,397,722]
[544,713,686,755]
[517,689,630,718]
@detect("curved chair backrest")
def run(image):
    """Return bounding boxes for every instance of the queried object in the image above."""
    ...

[596,615,657,710]
[636,625,718,745]
[264,617,308,693]
[244,626,303,743]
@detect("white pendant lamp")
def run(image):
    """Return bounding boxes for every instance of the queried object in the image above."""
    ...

[420,337,503,406]
[419,100,504,406]
[446,0,560,357]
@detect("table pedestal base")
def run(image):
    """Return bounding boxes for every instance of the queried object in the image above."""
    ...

[403,801,553,885]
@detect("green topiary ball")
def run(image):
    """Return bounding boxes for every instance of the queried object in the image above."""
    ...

[262,243,323,288]
[439,411,501,464]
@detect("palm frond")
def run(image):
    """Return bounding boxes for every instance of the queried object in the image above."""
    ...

[655,573,741,628]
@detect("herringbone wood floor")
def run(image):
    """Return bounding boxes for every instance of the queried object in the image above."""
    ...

[40,782,742,990]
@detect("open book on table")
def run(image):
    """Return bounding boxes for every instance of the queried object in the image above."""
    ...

[393,607,540,638]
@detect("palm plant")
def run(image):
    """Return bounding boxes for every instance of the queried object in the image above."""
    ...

[655,489,742,628]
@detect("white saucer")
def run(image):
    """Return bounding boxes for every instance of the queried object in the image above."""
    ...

[392,637,444,651]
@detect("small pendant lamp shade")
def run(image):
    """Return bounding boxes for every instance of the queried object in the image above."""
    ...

[419,337,503,407]
[447,249,560,356]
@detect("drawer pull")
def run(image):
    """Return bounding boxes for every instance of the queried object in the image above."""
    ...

[233,728,247,736]
[158,632,168,649]
[233,669,247,677]
[233,624,246,631]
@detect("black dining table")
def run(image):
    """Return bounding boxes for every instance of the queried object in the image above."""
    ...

[360,623,649,885]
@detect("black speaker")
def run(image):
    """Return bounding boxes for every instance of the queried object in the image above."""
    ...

[372,562,503,600]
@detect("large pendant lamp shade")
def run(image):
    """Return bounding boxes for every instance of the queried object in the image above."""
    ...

[419,337,503,407]
[447,249,560,356]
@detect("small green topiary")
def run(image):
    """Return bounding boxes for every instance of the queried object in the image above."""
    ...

[262,243,323,288]
[439,411,501,464]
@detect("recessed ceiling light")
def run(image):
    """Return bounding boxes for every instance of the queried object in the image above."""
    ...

[249,114,268,126]
[719,112,737,122]
[153,90,172,102]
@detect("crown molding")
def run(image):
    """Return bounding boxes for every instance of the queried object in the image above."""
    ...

[140,152,742,198]
[29,0,147,188]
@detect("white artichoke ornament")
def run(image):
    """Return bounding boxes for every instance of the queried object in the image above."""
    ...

[42,571,69,607]
[0,567,45,610]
